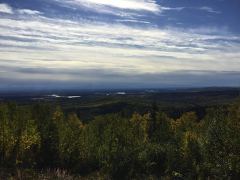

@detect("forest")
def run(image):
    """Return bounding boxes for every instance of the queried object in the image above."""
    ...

[0,94,240,179]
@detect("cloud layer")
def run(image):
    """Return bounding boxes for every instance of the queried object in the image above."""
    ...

[0,1,239,90]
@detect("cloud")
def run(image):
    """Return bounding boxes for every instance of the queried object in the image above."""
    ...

[0,3,43,16]
[0,15,239,77]
[56,0,160,13]
[0,67,240,90]
[54,0,184,19]
[17,9,42,15]
[199,6,221,14]
[0,3,13,14]
[0,3,239,88]
[116,19,150,24]
[160,6,185,11]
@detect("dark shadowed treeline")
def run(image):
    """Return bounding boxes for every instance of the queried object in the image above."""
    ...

[0,101,240,179]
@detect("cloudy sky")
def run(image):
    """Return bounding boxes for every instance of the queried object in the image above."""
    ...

[0,0,240,90]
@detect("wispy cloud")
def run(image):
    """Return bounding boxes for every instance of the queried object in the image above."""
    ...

[17,9,42,15]
[0,2,239,89]
[0,3,13,14]
[0,14,239,75]
[54,0,184,19]
[160,6,185,11]
[56,0,160,13]
[0,3,42,16]
[199,6,221,14]
[116,19,150,24]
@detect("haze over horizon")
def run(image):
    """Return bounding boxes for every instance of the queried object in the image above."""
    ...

[0,0,240,90]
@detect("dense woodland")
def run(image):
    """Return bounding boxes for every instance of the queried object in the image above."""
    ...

[0,98,240,179]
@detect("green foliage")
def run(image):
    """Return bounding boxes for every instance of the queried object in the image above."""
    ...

[58,112,85,170]
[202,106,240,178]
[0,100,240,179]
[85,115,143,179]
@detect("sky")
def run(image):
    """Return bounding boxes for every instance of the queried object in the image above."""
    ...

[0,0,240,90]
